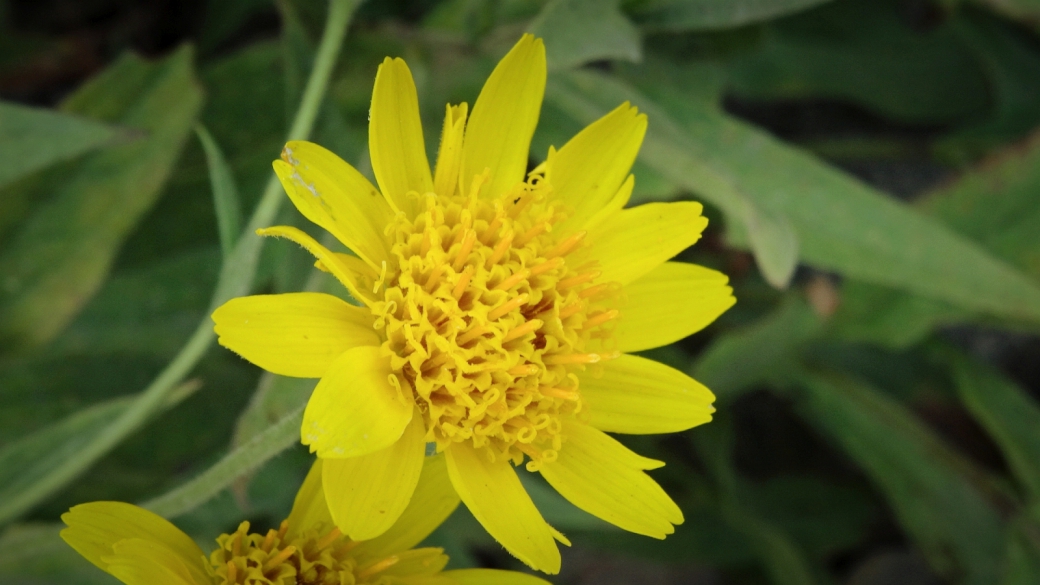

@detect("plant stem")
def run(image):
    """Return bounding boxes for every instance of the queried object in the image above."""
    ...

[0,0,362,526]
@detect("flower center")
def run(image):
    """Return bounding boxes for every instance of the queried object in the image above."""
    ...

[371,171,620,469]
[208,520,396,585]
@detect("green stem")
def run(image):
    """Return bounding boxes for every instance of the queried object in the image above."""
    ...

[0,0,361,526]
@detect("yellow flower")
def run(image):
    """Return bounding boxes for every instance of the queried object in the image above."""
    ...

[61,455,546,585]
[211,34,734,574]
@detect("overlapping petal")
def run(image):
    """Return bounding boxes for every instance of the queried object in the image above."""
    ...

[301,346,413,458]
[276,141,394,269]
[284,459,334,541]
[615,261,736,352]
[354,453,460,560]
[212,292,378,378]
[540,422,683,539]
[445,444,560,574]
[322,411,426,540]
[60,502,209,585]
[370,57,433,216]
[433,103,468,197]
[257,225,376,304]
[580,353,715,434]
[462,34,546,199]
[583,201,708,285]
[548,102,646,229]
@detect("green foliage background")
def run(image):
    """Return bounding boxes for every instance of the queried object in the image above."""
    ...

[2,0,1040,583]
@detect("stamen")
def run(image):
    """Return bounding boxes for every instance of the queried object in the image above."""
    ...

[557,270,600,290]
[263,546,296,572]
[316,527,342,550]
[357,556,400,579]
[261,529,277,552]
[508,364,540,376]
[276,520,289,540]
[487,231,514,268]
[420,229,431,256]
[468,169,490,199]
[508,189,533,217]
[541,387,580,401]
[452,265,474,299]
[579,283,612,299]
[425,264,446,291]
[529,257,564,277]
[483,212,504,244]
[488,293,529,320]
[226,561,237,583]
[582,309,619,329]
[451,210,473,247]
[545,231,586,258]
[544,353,601,365]
[516,222,547,246]
[558,301,585,319]
[503,319,543,342]
[453,230,476,271]
[494,268,530,291]
[457,325,489,345]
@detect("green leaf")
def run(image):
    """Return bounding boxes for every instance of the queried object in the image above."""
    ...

[834,130,1040,347]
[142,404,304,519]
[1003,520,1040,585]
[952,355,1040,504]
[195,125,242,258]
[726,0,990,124]
[693,297,821,402]
[625,0,834,32]
[797,372,1008,584]
[529,0,642,70]
[546,68,1040,322]
[0,523,116,585]
[0,48,204,349]
[0,101,120,190]
[0,381,200,521]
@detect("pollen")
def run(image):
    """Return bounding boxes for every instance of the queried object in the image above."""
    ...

[370,169,620,469]
[208,520,397,585]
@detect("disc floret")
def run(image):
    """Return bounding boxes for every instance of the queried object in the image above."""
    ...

[372,170,620,469]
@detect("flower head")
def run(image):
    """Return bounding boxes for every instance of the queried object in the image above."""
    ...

[212,34,735,574]
[61,455,545,585]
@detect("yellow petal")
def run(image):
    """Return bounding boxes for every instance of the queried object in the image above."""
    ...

[369,57,433,216]
[615,262,735,352]
[540,422,683,539]
[302,346,413,458]
[462,34,546,199]
[443,569,553,585]
[276,141,394,269]
[548,103,646,229]
[581,353,715,434]
[104,539,200,585]
[354,453,460,560]
[285,459,334,540]
[433,103,468,197]
[212,292,378,378]
[583,173,634,232]
[322,411,426,540]
[60,502,208,585]
[379,547,449,577]
[444,444,559,574]
[583,201,707,285]
[257,225,375,304]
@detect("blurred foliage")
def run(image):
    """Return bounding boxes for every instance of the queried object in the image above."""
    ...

[2,0,1040,583]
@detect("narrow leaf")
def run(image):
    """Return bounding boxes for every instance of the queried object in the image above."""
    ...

[797,372,1008,584]
[0,48,204,349]
[529,0,641,70]
[0,101,120,190]
[195,124,243,258]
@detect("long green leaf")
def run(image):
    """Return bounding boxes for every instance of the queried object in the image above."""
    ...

[797,372,1008,584]
[143,405,303,519]
[0,48,203,349]
[626,0,835,31]
[0,101,120,190]
[547,69,1040,321]
[0,381,200,509]
[529,0,641,70]
[195,124,242,258]
[952,355,1040,504]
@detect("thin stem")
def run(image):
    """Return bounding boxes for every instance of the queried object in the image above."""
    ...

[0,0,361,526]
